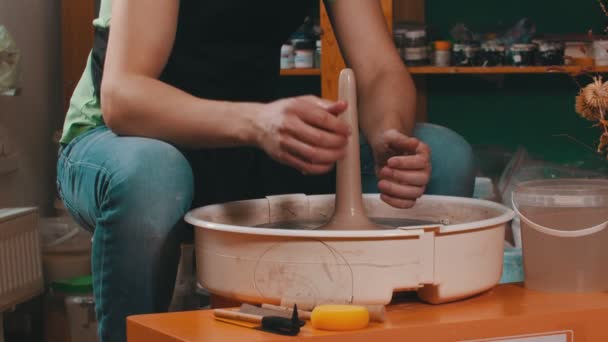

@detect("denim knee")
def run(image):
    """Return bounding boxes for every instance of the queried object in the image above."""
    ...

[101,138,195,232]
[414,123,475,197]
[359,124,475,197]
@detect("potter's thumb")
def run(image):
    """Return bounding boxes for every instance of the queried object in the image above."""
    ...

[324,100,348,115]
[388,133,419,153]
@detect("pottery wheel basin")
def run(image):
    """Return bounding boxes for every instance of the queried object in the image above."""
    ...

[185,194,515,305]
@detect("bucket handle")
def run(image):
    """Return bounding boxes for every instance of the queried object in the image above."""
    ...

[511,197,608,238]
[44,226,80,248]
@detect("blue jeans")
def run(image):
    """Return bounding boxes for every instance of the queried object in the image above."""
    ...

[56,123,474,342]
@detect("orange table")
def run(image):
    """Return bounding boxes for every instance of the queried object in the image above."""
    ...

[128,284,608,341]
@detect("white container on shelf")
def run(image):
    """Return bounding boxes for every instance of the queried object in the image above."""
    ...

[294,40,315,69]
[564,41,591,64]
[593,39,608,66]
[280,43,294,69]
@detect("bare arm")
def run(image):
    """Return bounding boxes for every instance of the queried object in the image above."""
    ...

[101,0,350,174]
[325,1,430,209]
[324,0,416,144]
[101,0,261,148]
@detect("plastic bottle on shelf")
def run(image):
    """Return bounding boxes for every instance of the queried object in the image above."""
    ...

[433,41,451,66]
[315,40,321,68]
[280,42,294,69]
[508,44,536,66]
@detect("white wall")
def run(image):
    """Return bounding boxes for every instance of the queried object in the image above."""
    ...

[0,0,61,213]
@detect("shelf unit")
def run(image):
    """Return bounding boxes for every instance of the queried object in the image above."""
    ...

[279,66,608,76]
[407,66,608,75]
[318,0,603,121]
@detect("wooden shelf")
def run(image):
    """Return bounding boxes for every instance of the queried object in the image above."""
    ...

[280,68,321,76]
[407,66,608,75]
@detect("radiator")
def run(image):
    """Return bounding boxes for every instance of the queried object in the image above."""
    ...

[0,208,43,312]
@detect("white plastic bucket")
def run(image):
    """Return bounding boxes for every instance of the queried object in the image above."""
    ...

[40,217,92,283]
[512,178,608,293]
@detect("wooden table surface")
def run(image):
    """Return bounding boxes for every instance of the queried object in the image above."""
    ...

[127,284,608,341]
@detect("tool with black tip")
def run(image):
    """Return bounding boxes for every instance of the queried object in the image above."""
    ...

[213,304,303,336]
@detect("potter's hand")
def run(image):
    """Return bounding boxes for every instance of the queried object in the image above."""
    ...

[256,96,350,175]
[373,129,431,209]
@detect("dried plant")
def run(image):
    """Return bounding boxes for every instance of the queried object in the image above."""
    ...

[570,1,608,158]
[575,76,608,158]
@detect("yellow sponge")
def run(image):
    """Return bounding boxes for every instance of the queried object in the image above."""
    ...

[311,305,370,331]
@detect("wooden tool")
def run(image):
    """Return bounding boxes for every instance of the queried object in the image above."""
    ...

[260,303,313,320]
[239,303,299,319]
[213,305,303,336]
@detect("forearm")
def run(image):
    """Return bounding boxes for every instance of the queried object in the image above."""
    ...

[323,0,416,145]
[101,75,263,148]
[358,66,417,146]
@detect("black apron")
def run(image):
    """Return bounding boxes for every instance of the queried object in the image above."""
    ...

[91,0,335,207]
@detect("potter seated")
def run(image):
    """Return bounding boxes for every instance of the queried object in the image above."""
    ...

[56,0,474,341]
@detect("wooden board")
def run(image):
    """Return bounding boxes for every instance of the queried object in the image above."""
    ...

[61,0,95,114]
[280,68,322,76]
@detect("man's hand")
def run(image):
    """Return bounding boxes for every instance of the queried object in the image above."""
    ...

[256,96,350,175]
[372,130,431,209]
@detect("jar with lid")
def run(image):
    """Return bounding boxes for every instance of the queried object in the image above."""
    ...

[535,40,564,66]
[508,44,536,66]
[481,40,506,66]
[433,41,451,66]
[280,42,294,69]
[294,40,315,69]
[404,29,429,66]
[453,41,481,66]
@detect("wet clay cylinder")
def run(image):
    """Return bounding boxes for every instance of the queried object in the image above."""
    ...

[319,69,384,230]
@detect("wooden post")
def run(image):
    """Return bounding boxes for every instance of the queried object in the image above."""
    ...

[61,0,95,114]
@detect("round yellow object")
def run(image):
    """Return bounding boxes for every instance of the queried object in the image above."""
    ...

[311,305,370,331]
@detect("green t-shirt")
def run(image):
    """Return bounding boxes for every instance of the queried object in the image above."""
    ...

[59,0,112,144]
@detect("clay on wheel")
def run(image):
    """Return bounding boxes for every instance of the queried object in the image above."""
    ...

[318,69,385,231]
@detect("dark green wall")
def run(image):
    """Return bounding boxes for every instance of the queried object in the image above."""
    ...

[279,1,608,171]
[426,0,608,168]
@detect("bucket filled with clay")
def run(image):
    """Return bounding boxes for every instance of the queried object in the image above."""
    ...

[513,178,608,293]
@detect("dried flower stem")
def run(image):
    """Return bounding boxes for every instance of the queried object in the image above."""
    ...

[600,0,608,16]
[598,0,608,32]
